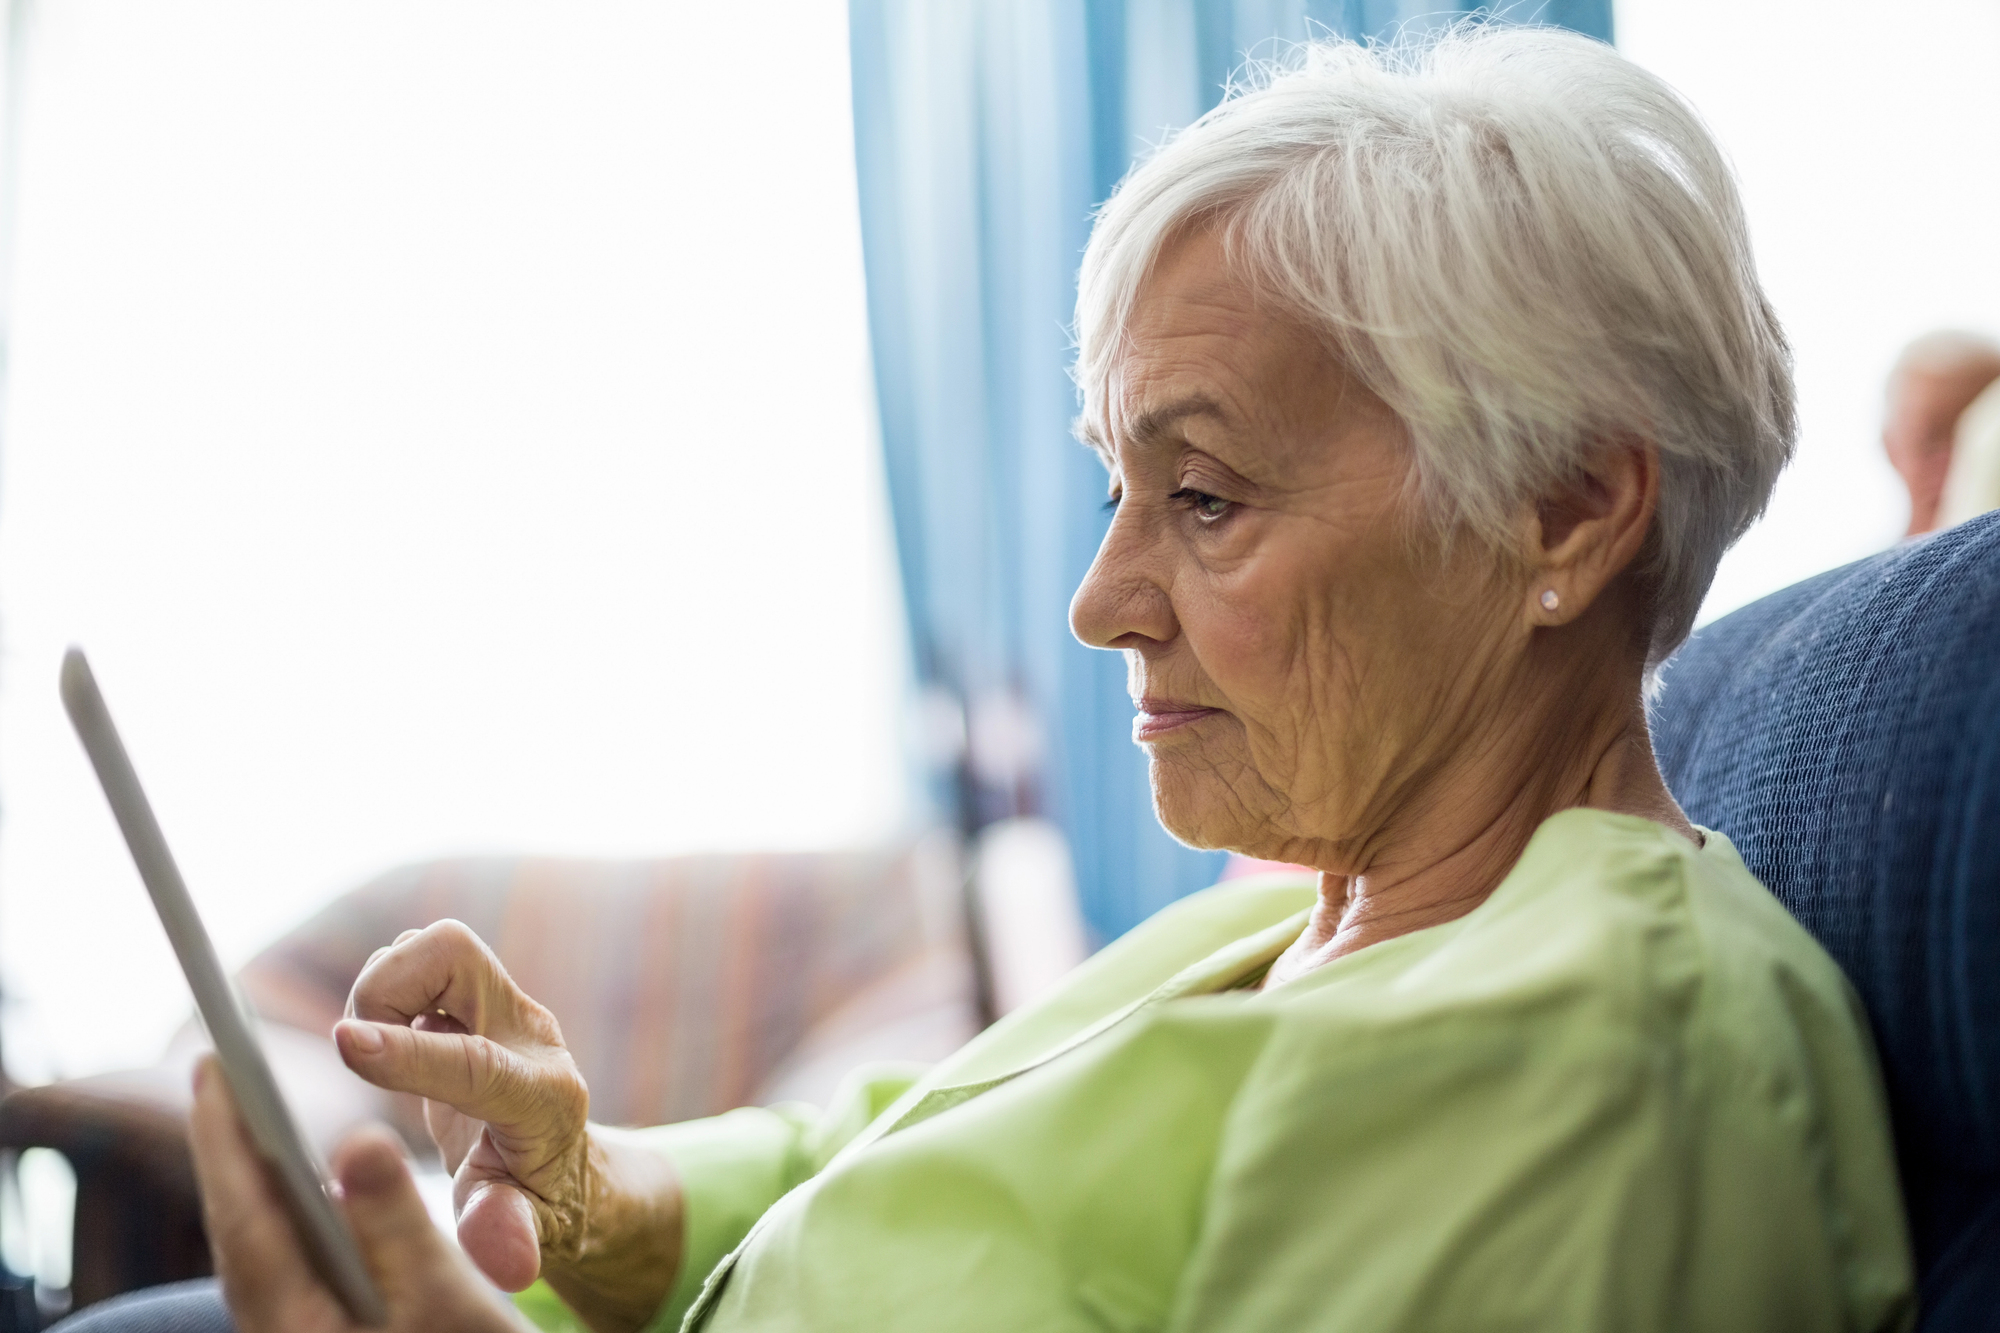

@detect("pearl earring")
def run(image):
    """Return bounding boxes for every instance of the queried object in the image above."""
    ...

[1540,589,1560,611]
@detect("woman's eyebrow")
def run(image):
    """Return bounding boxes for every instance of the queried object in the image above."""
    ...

[1126,395,1227,449]
[1074,394,1228,467]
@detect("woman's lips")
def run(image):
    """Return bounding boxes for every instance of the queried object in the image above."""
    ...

[1132,700,1222,741]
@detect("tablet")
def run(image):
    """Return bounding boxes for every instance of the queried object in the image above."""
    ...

[61,648,389,1326]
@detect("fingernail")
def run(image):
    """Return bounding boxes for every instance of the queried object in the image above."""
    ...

[342,1021,385,1054]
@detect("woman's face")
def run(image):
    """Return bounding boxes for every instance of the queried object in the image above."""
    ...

[1070,231,1529,870]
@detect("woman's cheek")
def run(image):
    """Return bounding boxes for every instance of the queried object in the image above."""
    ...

[1190,576,1297,698]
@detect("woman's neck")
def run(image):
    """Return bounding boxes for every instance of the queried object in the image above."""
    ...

[1260,690,1694,989]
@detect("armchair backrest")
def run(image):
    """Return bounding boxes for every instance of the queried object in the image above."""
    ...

[1651,511,2000,1332]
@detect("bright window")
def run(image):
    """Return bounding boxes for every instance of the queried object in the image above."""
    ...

[1617,0,2000,619]
[0,1,908,1081]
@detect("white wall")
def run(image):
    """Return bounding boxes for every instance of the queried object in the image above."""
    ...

[1615,0,2000,619]
[0,1,909,1082]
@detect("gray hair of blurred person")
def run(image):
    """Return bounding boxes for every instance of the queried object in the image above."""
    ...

[1073,24,1794,669]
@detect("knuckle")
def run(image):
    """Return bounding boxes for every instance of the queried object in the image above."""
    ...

[465,1034,589,1130]
[426,917,485,957]
[464,1032,511,1099]
[523,996,567,1048]
[549,1060,590,1127]
[348,933,424,1016]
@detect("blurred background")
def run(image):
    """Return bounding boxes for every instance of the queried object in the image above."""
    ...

[0,1,906,1086]
[0,0,1994,1317]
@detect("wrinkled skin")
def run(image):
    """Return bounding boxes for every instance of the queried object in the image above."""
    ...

[190,918,683,1333]
[340,921,592,1290]
[1070,230,1696,981]
[332,921,682,1329]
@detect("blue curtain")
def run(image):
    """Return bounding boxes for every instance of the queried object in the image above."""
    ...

[849,0,1614,946]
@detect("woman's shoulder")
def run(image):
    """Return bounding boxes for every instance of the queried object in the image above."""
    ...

[1521,807,1863,1023]
[1173,811,1912,1333]
[1261,807,1869,1061]
[1225,806,1896,1197]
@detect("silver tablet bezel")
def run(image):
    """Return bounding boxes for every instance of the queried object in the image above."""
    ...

[61,648,388,1327]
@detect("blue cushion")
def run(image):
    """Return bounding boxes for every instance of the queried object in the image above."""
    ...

[1652,510,2000,1331]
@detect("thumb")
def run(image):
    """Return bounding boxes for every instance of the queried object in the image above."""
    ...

[456,1175,542,1293]
[331,1127,454,1285]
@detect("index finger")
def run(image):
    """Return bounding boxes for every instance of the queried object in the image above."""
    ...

[346,919,552,1049]
[333,1019,583,1148]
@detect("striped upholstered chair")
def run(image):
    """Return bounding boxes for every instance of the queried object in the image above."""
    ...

[0,839,980,1315]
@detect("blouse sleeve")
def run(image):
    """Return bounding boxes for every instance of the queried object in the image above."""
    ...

[630,1062,929,1333]
[510,1062,928,1333]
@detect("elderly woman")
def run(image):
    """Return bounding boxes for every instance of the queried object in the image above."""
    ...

[104,25,1913,1333]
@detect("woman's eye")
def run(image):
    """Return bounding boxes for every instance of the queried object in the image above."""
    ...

[1171,488,1232,522]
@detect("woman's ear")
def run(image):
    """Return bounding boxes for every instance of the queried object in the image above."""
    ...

[1525,441,1658,626]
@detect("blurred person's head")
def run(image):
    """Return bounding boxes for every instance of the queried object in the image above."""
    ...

[1883,330,2000,537]
[1936,375,2000,532]
[1068,26,1789,865]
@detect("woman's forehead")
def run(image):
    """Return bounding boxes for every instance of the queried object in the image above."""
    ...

[1088,341,1363,472]
[1081,393,1232,467]
[1127,232,1268,348]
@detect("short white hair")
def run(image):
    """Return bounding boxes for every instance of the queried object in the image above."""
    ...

[1074,24,1793,665]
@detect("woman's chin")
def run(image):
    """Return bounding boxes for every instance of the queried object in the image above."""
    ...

[1148,763,1266,854]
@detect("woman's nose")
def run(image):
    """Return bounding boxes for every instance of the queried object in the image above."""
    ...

[1070,513,1178,650]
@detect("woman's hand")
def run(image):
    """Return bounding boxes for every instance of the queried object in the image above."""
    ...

[188,1055,518,1333]
[334,920,588,1291]
[334,920,682,1333]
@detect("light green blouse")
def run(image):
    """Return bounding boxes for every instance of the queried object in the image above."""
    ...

[520,809,1916,1333]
